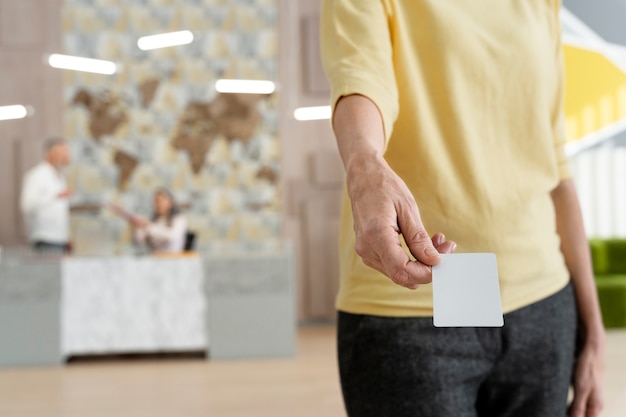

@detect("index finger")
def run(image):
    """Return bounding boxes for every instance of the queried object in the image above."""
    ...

[373,229,434,288]
[397,203,441,267]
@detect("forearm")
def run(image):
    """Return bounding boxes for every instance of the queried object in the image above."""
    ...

[333,95,387,174]
[332,94,446,285]
[551,179,605,345]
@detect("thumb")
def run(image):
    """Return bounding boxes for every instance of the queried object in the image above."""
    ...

[398,210,440,266]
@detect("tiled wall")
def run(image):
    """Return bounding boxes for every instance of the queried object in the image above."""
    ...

[62,0,280,252]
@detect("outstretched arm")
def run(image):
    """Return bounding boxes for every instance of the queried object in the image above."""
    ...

[333,94,455,289]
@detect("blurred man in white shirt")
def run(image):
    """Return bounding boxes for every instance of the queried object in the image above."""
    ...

[20,138,72,253]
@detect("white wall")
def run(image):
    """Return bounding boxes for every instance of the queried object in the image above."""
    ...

[571,146,626,237]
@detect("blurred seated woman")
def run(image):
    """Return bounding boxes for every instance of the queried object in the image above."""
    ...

[131,188,186,253]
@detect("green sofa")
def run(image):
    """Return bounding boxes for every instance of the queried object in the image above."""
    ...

[589,238,626,328]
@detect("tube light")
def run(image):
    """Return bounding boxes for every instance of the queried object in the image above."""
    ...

[0,105,31,121]
[215,79,276,94]
[48,54,117,75]
[137,30,194,51]
[293,106,331,121]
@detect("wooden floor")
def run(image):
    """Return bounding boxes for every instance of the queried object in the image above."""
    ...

[0,326,625,417]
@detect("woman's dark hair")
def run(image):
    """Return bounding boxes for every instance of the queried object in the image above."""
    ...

[152,187,180,226]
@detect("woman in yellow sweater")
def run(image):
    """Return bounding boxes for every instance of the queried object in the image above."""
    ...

[321,1,605,416]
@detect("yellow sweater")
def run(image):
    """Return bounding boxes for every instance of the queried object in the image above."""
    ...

[321,0,571,316]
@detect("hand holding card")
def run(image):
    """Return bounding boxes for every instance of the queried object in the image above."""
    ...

[432,253,504,327]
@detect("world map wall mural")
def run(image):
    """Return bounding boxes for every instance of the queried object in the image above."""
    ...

[62,0,280,251]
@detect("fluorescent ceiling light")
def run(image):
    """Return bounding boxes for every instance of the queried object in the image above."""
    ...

[293,105,331,121]
[48,54,117,75]
[137,30,194,51]
[215,79,276,94]
[0,105,31,121]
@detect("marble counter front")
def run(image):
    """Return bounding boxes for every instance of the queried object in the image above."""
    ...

[62,255,206,355]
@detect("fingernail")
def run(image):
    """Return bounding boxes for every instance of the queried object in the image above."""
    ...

[425,246,439,257]
[451,243,457,252]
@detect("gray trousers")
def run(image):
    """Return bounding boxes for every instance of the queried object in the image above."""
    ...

[337,283,577,417]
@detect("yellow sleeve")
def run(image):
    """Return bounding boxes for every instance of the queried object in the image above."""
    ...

[320,0,398,143]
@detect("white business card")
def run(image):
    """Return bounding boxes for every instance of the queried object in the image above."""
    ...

[432,253,504,327]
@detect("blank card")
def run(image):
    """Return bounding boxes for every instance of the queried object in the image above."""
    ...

[432,253,504,327]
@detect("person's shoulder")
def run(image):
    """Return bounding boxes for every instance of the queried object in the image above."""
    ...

[24,161,48,179]
[36,161,54,172]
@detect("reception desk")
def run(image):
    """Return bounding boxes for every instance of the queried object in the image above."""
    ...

[62,255,206,355]
[0,245,295,366]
